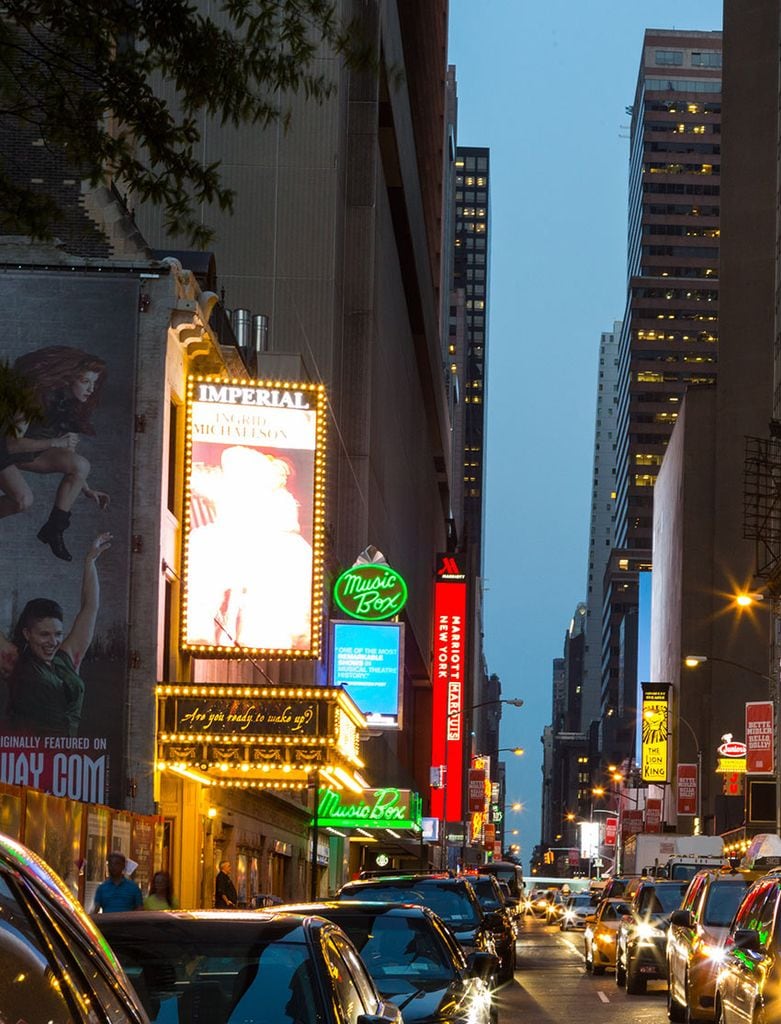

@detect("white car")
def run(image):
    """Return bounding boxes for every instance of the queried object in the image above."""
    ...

[560,892,595,931]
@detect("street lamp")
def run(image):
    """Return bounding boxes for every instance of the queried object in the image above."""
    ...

[684,653,777,833]
[497,747,525,757]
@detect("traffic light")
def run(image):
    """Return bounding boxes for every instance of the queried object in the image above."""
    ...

[544,850,554,864]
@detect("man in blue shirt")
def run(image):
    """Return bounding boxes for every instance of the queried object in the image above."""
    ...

[91,852,143,913]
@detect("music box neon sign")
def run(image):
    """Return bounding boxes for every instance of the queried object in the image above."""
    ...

[333,565,408,621]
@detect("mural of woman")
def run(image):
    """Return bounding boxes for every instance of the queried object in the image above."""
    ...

[4,346,111,561]
[5,532,112,736]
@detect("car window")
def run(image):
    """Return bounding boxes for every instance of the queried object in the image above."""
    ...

[642,885,687,914]
[100,922,325,1024]
[356,916,455,982]
[0,872,77,1023]
[330,932,379,1014]
[323,934,373,1024]
[754,883,780,946]
[733,884,769,933]
[703,881,750,927]
[683,874,706,914]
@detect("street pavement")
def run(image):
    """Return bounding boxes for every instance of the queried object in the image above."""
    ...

[494,912,670,1024]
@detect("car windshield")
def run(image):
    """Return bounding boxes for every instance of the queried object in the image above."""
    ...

[703,881,749,927]
[570,894,593,908]
[335,914,457,985]
[98,922,324,1024]
[473,879,502,909]
[345,884,480,928]
[641,885,688,914]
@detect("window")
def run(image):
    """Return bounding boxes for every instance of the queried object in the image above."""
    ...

[691,51,722,68]
[655,49,683,66]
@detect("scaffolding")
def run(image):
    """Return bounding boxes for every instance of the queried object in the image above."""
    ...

[744,435,781,591]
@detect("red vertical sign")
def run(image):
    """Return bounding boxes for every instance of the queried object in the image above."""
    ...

[604,817,618,847]
[431,555,467,822]
[645,798,662,833]
[676,764,698,816]
[746,701,775,775]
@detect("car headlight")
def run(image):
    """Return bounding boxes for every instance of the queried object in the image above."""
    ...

[698,943,725,964]
[598,932,616,944]
[635,922,665,941]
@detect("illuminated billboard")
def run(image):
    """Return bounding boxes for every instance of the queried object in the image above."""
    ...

[181,376,326,658]
[331,621,403,728]
[641,682,670,783]
[430,553,467,823]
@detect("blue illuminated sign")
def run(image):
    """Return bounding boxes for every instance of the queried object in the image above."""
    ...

[331,621,403,728]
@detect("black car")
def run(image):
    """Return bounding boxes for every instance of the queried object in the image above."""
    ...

[616,878,688,994]
[282,901,496,1024]
[336,874,499,967]
[98,909,402,1024]
[465,874,518,981]
[0,831,148,1022]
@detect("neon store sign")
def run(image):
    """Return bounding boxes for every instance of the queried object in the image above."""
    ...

[315,787,422,830]
[333,565,408,621]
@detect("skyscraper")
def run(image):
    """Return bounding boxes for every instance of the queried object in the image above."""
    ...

[615,29,722,554]
[604,29,722,760]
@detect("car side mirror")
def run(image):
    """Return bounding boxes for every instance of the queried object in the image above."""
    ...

[358,1003,402,1024]
[584,914,596,924]
[670,909,693,928]
[466,951,500,980]
[732,929,762,952]
[484,911,505,930]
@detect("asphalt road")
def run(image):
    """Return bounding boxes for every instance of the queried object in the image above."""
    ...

[495,913,671,1024]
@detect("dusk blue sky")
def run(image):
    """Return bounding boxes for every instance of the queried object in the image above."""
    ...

[448,1,723,868]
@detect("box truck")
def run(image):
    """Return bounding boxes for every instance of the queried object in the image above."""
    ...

[621,833,724,880]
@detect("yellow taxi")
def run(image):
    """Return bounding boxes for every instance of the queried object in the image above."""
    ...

[584,897,631,975]
[667,869,754,1022]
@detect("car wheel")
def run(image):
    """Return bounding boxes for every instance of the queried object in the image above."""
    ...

[714,997,726,1024]
[667,973,686,1022]
[585,945,593,973]
[593,961,606,976]
[626,953,647,996]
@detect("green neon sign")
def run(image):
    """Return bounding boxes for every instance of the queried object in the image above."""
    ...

[333,564,408,621]
[314,787,422,830]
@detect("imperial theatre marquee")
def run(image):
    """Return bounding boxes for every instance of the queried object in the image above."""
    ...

[156,684,367,791]
[180,375,327,660]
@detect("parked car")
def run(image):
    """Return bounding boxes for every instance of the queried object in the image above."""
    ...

[480,861,525,910]
[561,891,596,931]
[528,887,556,917]
[715,874,781,1024]
[583,898,631,974]
[463,873,518,981]
[0,831,148,1022]
[281,901,497,1024]
[336,874,498,966]
[615,878,689,994]
[97,909,402,1024]
[666,869,752,1022]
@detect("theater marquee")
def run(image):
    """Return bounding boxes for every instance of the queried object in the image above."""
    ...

[181,375,327,659]
[156,684,366,792]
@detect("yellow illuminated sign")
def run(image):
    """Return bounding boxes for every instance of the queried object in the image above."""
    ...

[181,375,327,659]
[641,683,670,783]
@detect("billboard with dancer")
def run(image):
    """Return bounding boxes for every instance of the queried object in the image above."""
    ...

[0,272,138,805]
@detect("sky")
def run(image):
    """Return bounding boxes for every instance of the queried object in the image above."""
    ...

[447,0,723,868]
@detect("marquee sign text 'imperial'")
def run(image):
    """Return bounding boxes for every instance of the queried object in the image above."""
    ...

[196,383,311,409]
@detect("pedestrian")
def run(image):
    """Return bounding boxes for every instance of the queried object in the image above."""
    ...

[91,852,143,913]
[144,870,177,910]
[215,858,238,908]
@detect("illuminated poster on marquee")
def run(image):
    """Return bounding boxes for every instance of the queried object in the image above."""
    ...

[641,682,670,783]
[181,376,326,658]
[431,553,467,822]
